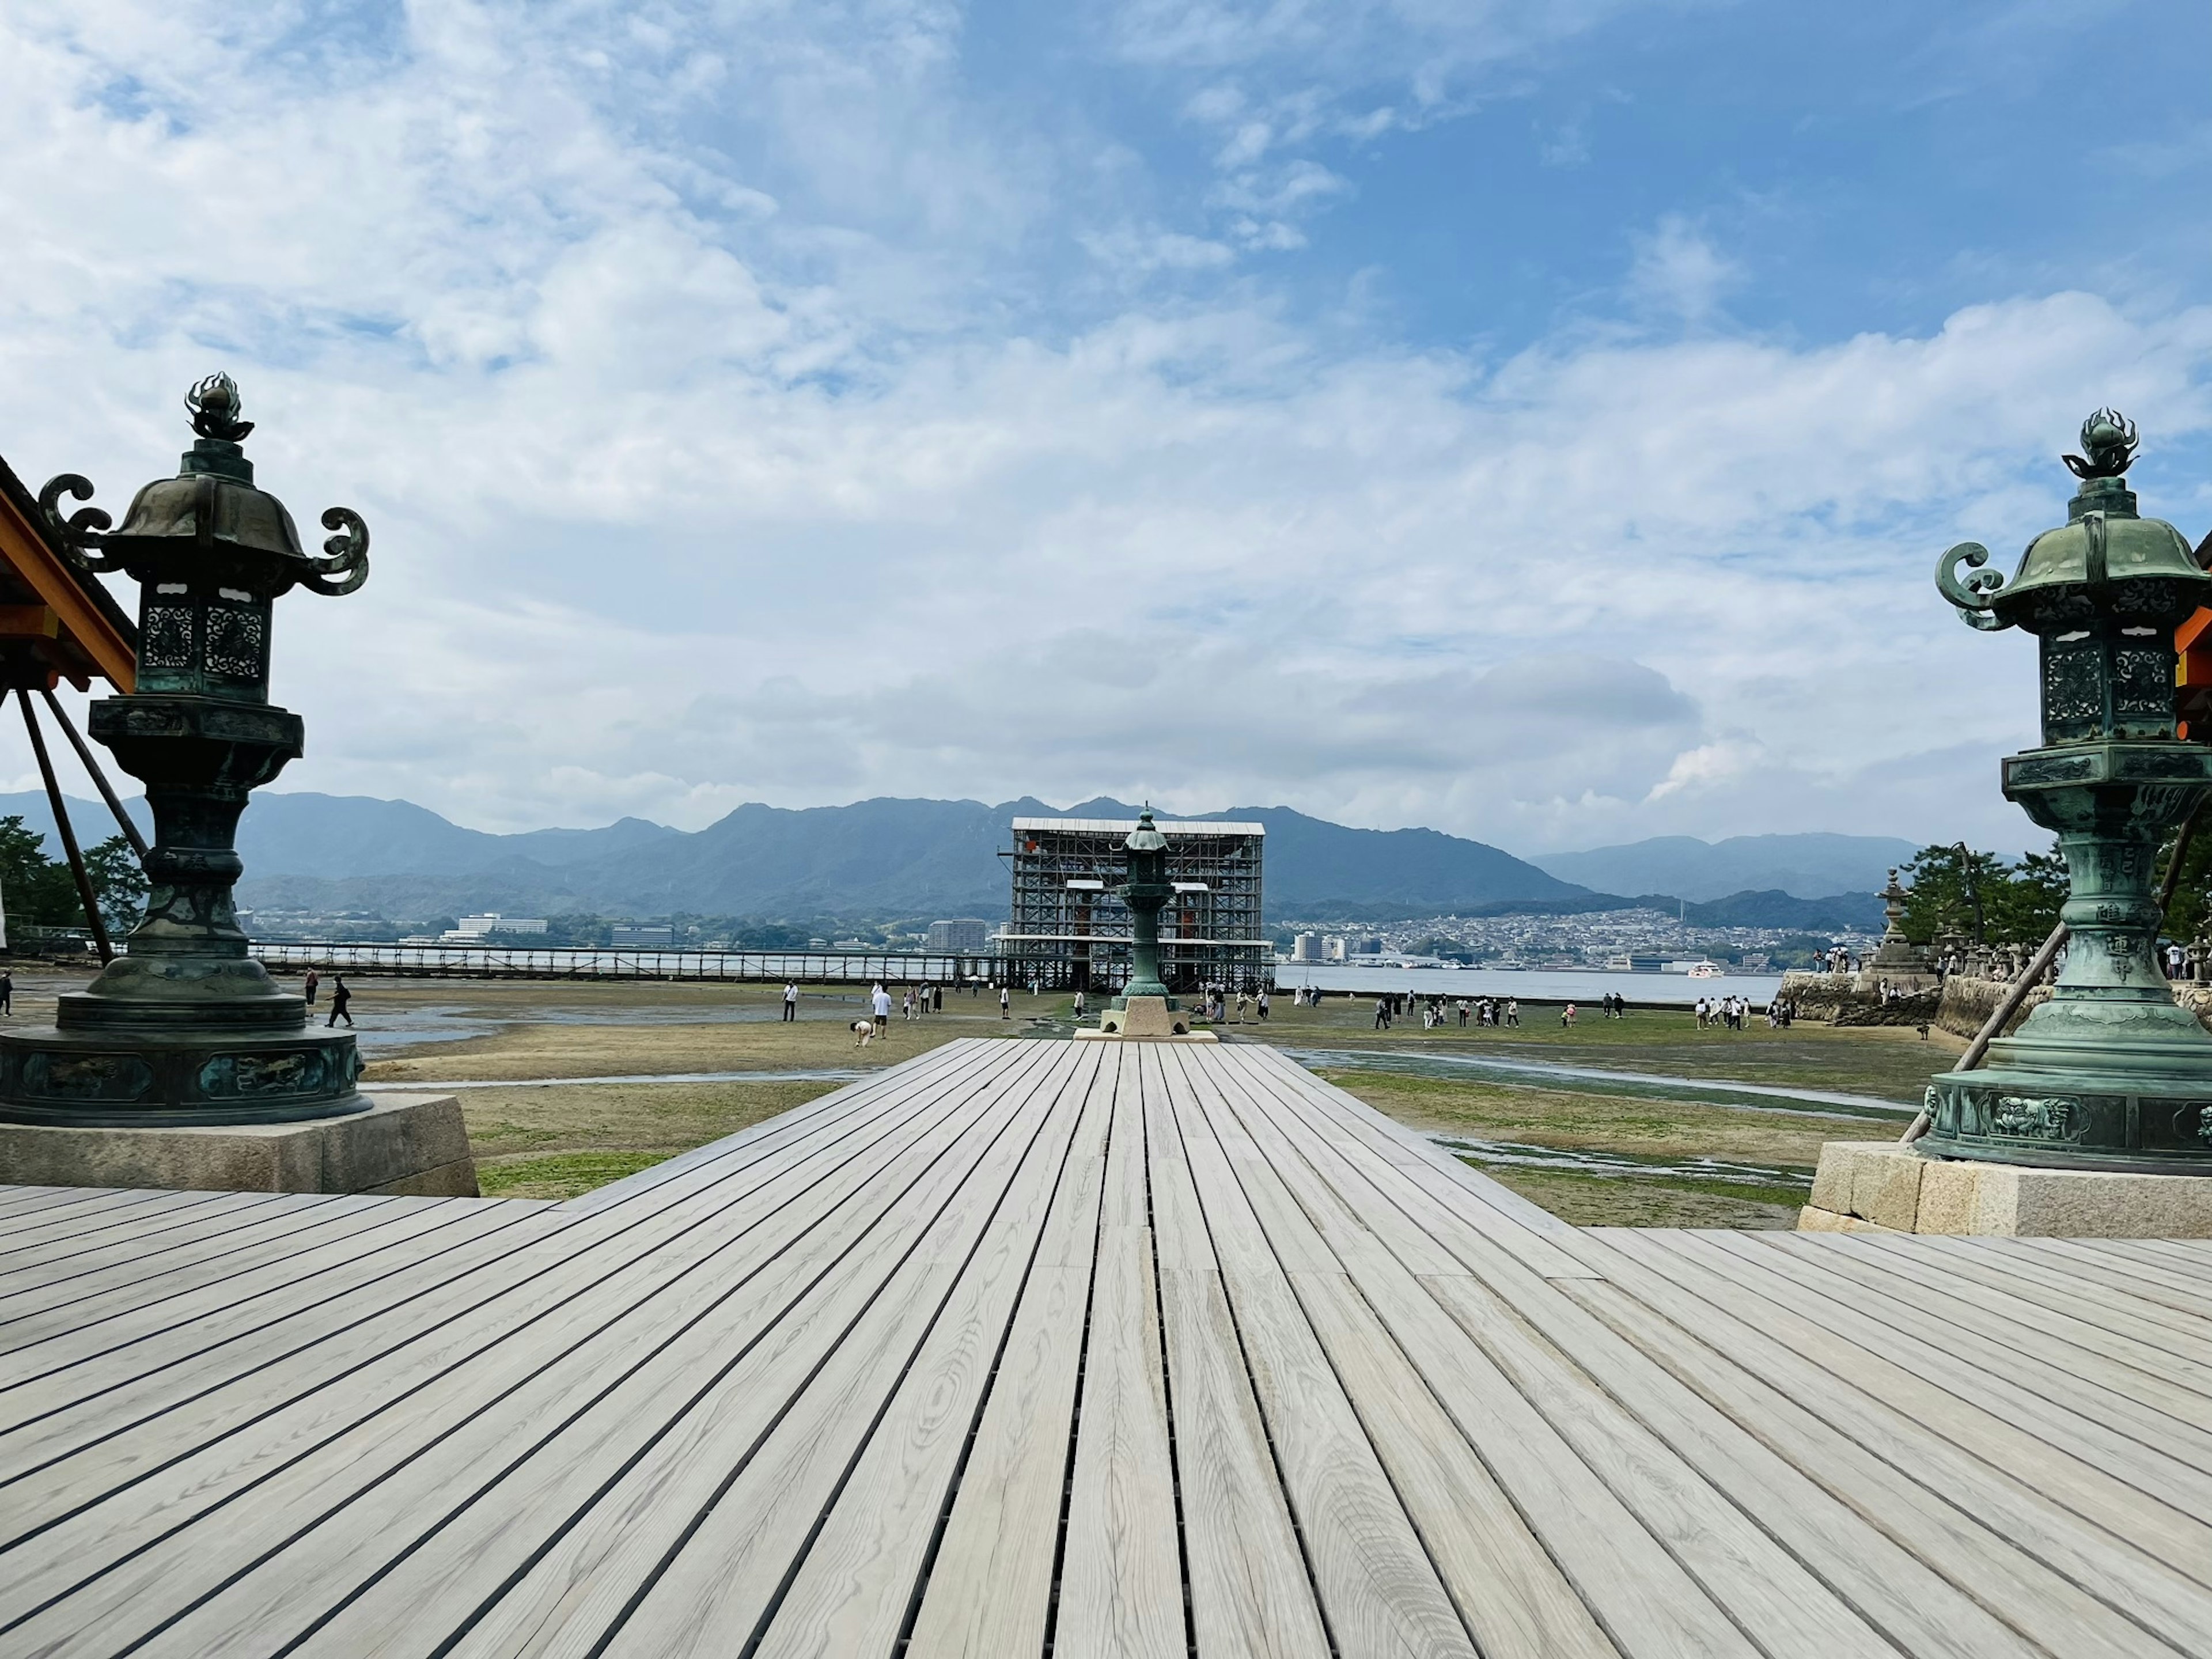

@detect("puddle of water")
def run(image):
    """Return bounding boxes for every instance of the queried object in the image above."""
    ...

[1431,1132,1813,1190]
[1285,1046,1912,1120]
[363,1068,866,1090]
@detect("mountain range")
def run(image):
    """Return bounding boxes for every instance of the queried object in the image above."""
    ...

[1530,832,1921,903]
[0,789,1887,927]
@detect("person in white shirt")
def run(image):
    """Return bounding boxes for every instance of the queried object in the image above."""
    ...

[872,983,892,1032]
[999,985,1011,1019]
[782,982,798,1022]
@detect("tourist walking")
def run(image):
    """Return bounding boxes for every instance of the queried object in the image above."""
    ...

[1256,989,1268,1020]
[933,984,943,1013]
[872,983,892,1032]
[782,982,798,1022]
[303,969,319,1008]
[326,976,353,1028]
[1505,998,1519,1027]
[1374,996,1390,1031]
[1561,1002,1577,1028]
[999,985,1011,1020]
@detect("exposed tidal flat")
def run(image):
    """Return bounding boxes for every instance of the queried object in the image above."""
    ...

[0,969,1956,1216]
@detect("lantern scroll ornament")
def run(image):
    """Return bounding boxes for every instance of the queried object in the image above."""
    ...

[1921,410,2212,1172]
[0,375,376,1126]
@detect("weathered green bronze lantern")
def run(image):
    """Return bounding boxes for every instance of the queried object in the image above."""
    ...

[1116,809,1175,1004]
[1926,410,2212,1171]
[0,375,371,1125]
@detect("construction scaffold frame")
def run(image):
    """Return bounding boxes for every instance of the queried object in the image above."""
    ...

[998,816,1271,994]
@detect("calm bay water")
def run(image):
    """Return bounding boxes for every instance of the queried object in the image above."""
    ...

[1271,963,1785,1007]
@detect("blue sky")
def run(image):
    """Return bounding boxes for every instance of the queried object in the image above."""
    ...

[2,0,2210,855]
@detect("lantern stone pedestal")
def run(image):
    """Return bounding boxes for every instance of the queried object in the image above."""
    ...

[1079,995,1217,1041]
[1798,1140,2212,1236]
[0,1092,477,1196]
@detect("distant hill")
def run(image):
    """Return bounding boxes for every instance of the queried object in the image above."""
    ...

[0,788,1890,929]
[1531,832,1921,903]
[0,790,1582,922]
[1681,889,1884,931]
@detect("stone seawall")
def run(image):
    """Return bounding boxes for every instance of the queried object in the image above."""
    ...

[1779,972,1941,1027]
[1786,971,2212,1040]
[1933,975,2051,1041]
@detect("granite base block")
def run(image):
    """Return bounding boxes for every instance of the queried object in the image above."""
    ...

[1801,1139,2212,1237]
[0,1092,478,1196]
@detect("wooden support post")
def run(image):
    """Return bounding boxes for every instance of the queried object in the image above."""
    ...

[16,687,112,964]
[38,685,149,861]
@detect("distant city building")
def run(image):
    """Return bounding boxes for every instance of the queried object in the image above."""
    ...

[1324,935,1349,961]
[1001,815,1267,993]
[1290,932,1318,962]
[925,918,994,953]
[610,923,675,947]
[443,913,549,942]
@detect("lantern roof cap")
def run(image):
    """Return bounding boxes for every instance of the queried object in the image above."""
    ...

[1125,807,1169,855]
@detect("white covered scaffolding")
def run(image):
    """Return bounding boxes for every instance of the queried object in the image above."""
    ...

[998,816,1270,993]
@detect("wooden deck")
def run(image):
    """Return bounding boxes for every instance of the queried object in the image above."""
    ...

[3,1036,2210,1658]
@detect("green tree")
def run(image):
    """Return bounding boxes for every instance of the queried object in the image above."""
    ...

[1900,842,2069,948]
[85,836,148,935]
[0,815,87,930]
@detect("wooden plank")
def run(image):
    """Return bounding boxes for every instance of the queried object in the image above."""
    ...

[1054,1221,1184,1659]
[0,1203,362,1309]
[1850,1233,2212,1367]
[560,1036,987,1215]
[1734,1238,2212,1486]
[0,1199,469,1342]
[1212,1067,2055,1656]
[462,1047,1081,1659]
[0,1191,298,1278]
[1240,1049,1594,1279]
[0,1188,221,1256]
[1242,1044,1580,1240]
[1649,1231,2212,1578]
[1,1043,1060,1641]
[318,1040,1063,1659]
[1164,1048,1474,1659]
[1191,1051,1774,1659]
[0,1040,1025,1437]
[1144,1048,1327,1659]
[1290,1270,1620,1659]
[749,1050,1103,1657]
[1566,1229,2212,1657]
[1946,1238,2212,1336]
[2018,1237,2212,1321]
[904,1047,1116,1658]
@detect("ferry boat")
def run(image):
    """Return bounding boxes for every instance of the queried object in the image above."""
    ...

[1684,960,1724,979]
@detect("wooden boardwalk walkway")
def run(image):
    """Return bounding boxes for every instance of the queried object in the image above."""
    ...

[3,1036,2210,1657]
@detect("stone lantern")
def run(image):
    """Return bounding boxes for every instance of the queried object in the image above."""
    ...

[0,374,371,1126]
[1925,409,2212,1172]
[1097,809,1194,1037]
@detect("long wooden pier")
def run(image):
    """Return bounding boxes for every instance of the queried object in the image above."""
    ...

[2,1037,2209,1657]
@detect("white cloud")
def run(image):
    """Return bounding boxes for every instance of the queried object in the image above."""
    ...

[0,0,2205,868]
[1627,213,1740,324]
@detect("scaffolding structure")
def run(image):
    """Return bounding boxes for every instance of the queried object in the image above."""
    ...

[998,816,1270,993]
